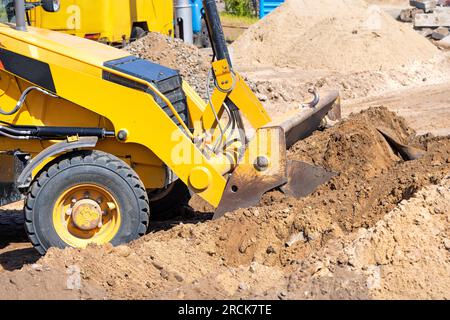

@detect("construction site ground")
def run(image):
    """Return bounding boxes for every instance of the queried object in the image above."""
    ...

[1,0,449,300]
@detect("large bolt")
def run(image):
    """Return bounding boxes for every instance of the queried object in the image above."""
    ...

[106,202,116,211]
[254,156,270,172]
[117,129,128,142]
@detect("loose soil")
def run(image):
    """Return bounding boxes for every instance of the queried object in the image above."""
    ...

[125,32,211,99]
[270,176,450,300]
[0,107,448,300]
[0,2,449,299]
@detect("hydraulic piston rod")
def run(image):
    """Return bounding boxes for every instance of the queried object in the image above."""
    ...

[203,0,232,68]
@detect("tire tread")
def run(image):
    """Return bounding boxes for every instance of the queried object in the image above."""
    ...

[24,150,150,255]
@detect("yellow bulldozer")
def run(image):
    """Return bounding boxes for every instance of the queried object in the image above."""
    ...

[0,0,340,255]
[10,0,174,44]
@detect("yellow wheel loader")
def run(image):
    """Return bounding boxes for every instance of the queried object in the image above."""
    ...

[0,0,340,255]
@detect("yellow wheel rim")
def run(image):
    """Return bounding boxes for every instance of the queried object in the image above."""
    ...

[52,184,121,248]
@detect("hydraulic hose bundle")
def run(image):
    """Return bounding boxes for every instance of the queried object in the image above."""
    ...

[0,123,115,140]
[0,86,114,140]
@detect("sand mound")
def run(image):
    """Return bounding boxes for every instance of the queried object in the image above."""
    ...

[231,0,439,72]
[281,176,450,300]
[1,107,449,300]
[125,32,210,99]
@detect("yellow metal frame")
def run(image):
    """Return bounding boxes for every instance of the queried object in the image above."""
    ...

[200,60,271,130]
[0,23,274,208]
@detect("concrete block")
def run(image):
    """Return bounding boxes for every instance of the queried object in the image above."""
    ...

[438,34,450,47]
[418,27,434,37]
[431,26,450,39]
[434,6,450,13]
[400,8,424,22]
[415,9,450,27]
[410,0,437,12]
[438,0,450,6]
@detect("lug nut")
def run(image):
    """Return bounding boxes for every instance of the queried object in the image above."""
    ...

[107,202,117,211]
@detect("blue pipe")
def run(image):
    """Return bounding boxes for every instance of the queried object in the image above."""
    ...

[190,0,203,34]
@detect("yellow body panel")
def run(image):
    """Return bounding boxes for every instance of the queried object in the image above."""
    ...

[202,60,271,130]
[0,25,167,188]
[27,0,173,43]
[0,23,229,206]
[0,15,273,208]
[0,2,339,254]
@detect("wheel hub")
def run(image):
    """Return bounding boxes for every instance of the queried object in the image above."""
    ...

[71,199,102,231]
[52,182,122,248]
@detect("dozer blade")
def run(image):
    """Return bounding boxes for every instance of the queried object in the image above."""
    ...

[280,160,337,198]
[213,127,288,219]
[213,91,341,219]
[377,127,426,161]
[276,90,341,148]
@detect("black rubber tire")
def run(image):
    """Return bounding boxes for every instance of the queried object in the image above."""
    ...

[24,150,150,255]
[148,179,191,221]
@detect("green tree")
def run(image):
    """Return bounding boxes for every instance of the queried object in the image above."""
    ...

[224,0,254,17]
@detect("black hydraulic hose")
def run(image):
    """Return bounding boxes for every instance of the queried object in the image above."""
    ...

[202,0,248,154]
[0,86,58,116]
[203,0,232,68]
[0,124,115,140]
[0,125,32,135]
[227,99,248,146]
[29,127,115,138]
[0,130,32,140]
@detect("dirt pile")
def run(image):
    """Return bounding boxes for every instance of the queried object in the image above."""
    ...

[231,0,440,72]
[0,107,449,300]
[244,55,450,106]
[277,175,450,300]
[125,32,211,99]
